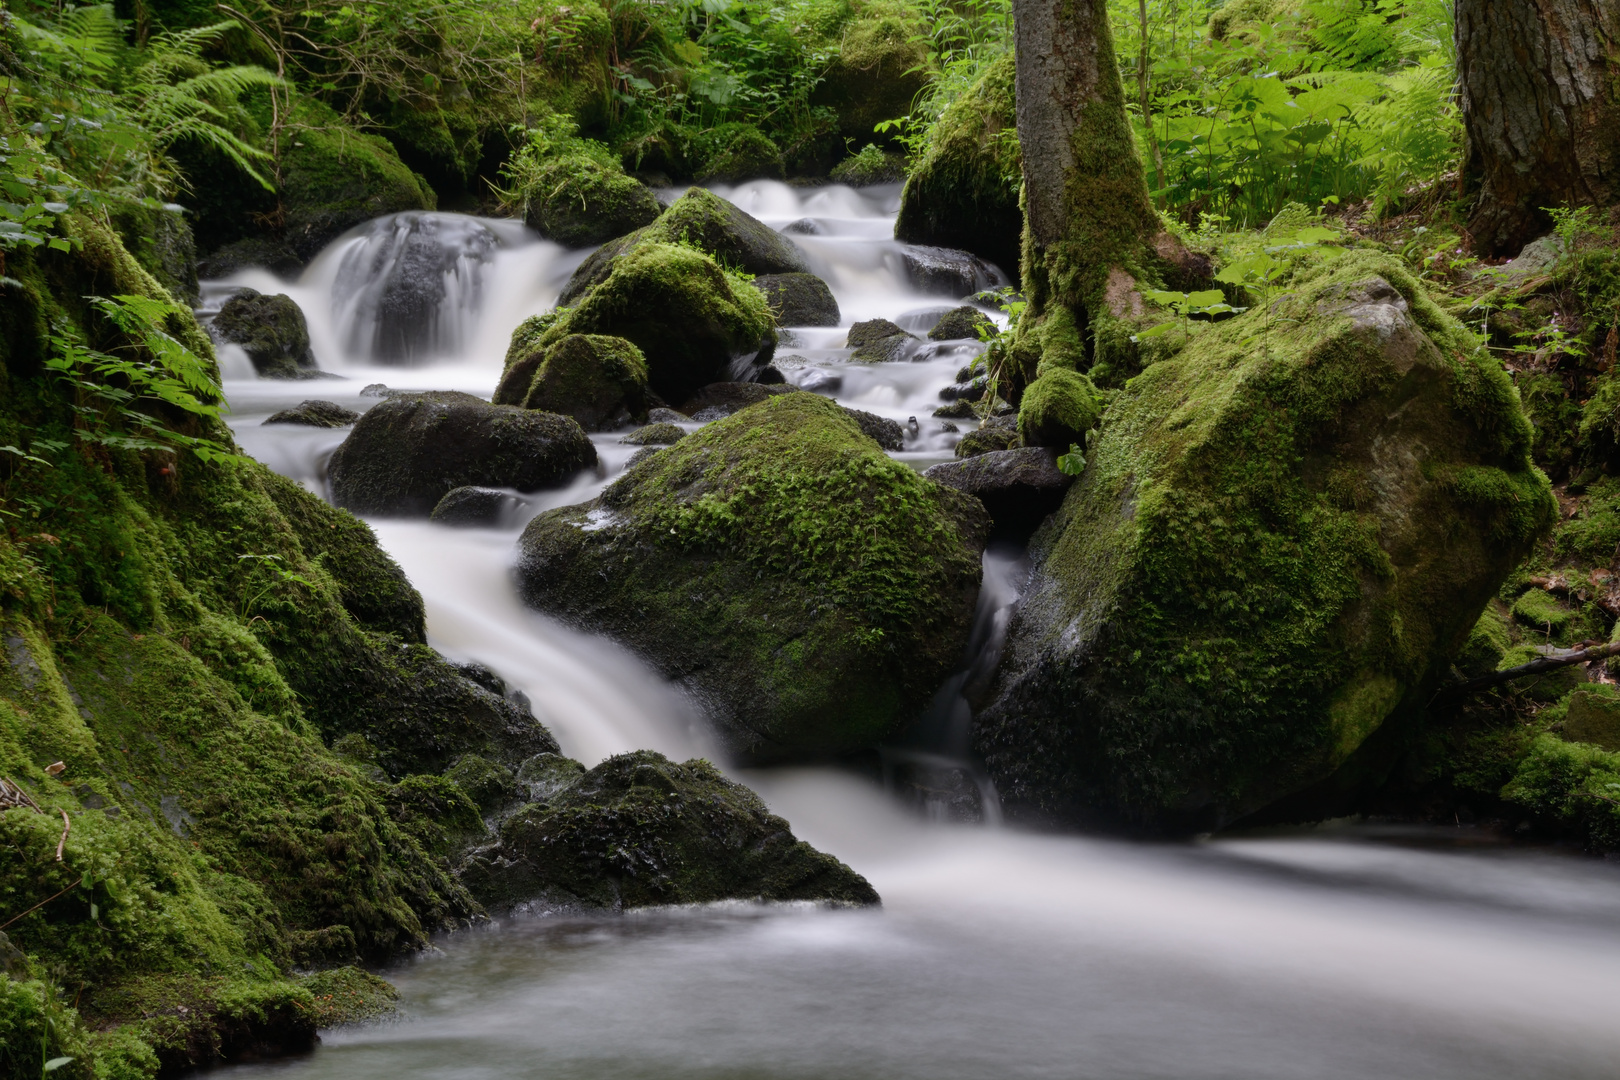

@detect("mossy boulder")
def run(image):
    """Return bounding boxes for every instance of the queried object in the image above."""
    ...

[558,186,809,306]
[812,8,931,142]
[973,257,1556,831]
[515,393,989,760]
[277,97,435,260]
[264,399,357,428]
[1560,689,1620,752]
[692,122,786,182]
[429,485,524,528]
[1017,368,1102,449]
[328,391,597,517]
[210,289,315,378]
[929,305,995,342]
[830,143,906,185]
[492,333,650,430]
[956,414,1020,458]
[755,272,841,327]
[541,242,775,404]
[523,153,662,248]
[110,203,198,305]
[460,751,879,910]
[895,51,1021,282]
[847,317,916,362]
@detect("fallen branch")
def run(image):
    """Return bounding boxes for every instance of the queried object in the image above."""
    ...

[1437,640,1620,701]
[0,778,41,812]
[55,809,69,862]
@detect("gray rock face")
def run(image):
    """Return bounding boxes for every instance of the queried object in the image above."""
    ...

[901,245,1008,298]
[212,289,316,378]
[678,381,801,420]
[430,486,524,528]
[845,407,906,450]
[457,750,880,912]
[846,318,917,362]
[329,391,597,517]
[264,399,358,428]
[755,272,841,327]
[925,447,1071,536]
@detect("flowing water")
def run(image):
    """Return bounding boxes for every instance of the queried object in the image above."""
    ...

[205,181,1620,1080]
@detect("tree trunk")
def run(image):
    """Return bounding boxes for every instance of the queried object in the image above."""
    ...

[1009,0,1173,389]
[1457,0,1620,257]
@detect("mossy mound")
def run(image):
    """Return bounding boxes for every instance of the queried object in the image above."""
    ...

[328,391,597,517]
[811,8,931,142]
[974,255,1555,831]
[211,289,316,378]
[515,393,989,760]
[522,152,662,248]
[929,306,995,342]
[558,187,808,306]
[264,399,358,428]
[956,414,1019,458]
[540,242,774,404]
[110,204,198,305]
[829,143,906,186]
[1017,368,1102,449]
[692,122,786,182]
[755,272,841,327]
[492,333,650,430]
[462,751,879,909]
[278,97,435,260]
[894,51,1021,283]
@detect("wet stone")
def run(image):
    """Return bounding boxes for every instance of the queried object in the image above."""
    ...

[264,399,359,428]
[431,486,522,528]
[621,423,688,446]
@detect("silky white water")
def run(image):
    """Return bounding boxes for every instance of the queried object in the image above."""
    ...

[210,183,1620,1080]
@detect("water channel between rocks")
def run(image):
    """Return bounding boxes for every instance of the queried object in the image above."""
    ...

[206,181,1620,1080]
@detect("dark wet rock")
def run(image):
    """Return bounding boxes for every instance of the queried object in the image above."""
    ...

[648,407,693,424]
[755,272,841,327]
[678,381,801,420]
[625,446,663,469]
[783,217,823,235]
[925,447,1071,537]
[885,752,993,823]
[933,399,977,419]
[956,414,1019,458]
[798,369,843,394]
[458,751,880,910]
[846,318,917,363]
[359,383,399,398]
[430,486,524,528]
[515,394,988,761]
[211,288,316,378]
[900,245,1007,298]
[559,187,809,306]
[621,423,687,446]
[755,365,787,384]
[263,400,358,427]
[939,376,988,404]
[515,752,586,801]
[196,236,303,279]
[845,407,905,451]
[929,306,996,342]
[332,213,498,365]
[329,391,597,517]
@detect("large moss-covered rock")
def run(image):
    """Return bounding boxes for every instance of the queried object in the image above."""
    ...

[523,153,662,247]
[895,52,1021,283]
[691,122,786,183]
[492,332,650,430]
[211,289,315,378]
[558,186,808,306]
[811,6,931,142]
[540,242,775,404]
[328,391,597,516]
[515,393,989,760]
[973,256,1555,831]
[459,750,879,910]
[278,98,435,260]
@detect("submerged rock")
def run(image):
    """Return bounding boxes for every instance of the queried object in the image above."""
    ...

[328,391,596,517]
[973,257,1556,831]
[263,399,358,427]
[211,288,316,378]
[925,447,1071,537]
[459,751,879,910]
[755,272,841,327]
[559,187,808,306]
[515,393,988,761]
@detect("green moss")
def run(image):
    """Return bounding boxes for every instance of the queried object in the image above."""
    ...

[520,151,661,248]
[1456,602,1511,677]
[829,143,904,185]
[498,333,650,430]
[543,241,772,403]
[1018,368,1102,449]
[1510,587,1576,635]
[299,966,400,1028]
[691,123,785,182]
[1501,734,1620,849]
[1515,371,1582,479]
[811,8,931,140]
[894,51,1021,280]
[974,252,1554,828]
[517,392,988,759]
[444,754,520,812]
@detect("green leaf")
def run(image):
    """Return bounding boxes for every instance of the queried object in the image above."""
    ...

[1056,446,1086,477]
[44,1058,74,1072]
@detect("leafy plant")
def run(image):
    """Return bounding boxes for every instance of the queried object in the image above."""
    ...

[1134,288,1245,344]
[1056,444,1087,476]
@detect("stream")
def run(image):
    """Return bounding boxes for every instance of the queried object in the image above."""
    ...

[205,181,1620,1079]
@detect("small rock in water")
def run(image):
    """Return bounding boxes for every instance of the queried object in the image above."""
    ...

[940,376,988,403]
[755,365,787,384]
[925,446,1071,538]
[844,407,905,451]
[263,400,358,428]
[929,306,996,342]
[211,288,317,379]
[360,383,394,398]
[783,217,824,235]
[678,381,799,419]
[799,369,843,394]
[621,423,687,446]
[901,245,1006,298]
[845,318,916,363]
[648,407,693,424]
[753,272,841,327]
[955,414,1019,458]
[934,400,977,419]
[431,486,523,528]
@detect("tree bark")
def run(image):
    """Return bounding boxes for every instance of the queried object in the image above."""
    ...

[1457,0,1620,256]
[1009,0,1173,389]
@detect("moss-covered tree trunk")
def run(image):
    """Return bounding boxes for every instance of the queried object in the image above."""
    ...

[1457,0,1620,256]
[1009,0,1165,389]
